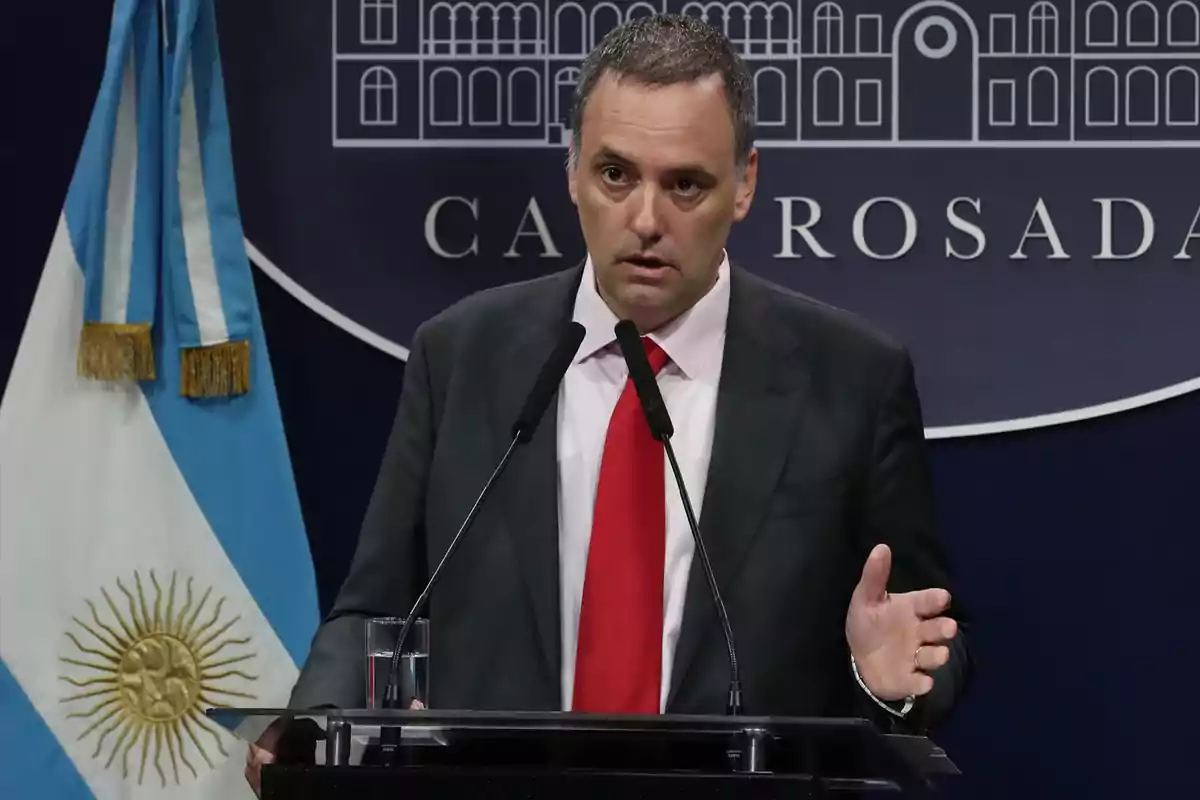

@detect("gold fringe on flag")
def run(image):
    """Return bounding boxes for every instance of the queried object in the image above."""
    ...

[180,339,250,398]
[77,322,156,382]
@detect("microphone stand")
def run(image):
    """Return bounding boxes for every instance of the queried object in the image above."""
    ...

[382,435,522,709]
[661,432,743,716]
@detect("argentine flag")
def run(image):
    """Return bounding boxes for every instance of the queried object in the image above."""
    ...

[0,0,319,797]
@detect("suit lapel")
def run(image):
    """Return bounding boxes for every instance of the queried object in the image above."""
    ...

[666,267,811,709]
[490,267,583,693]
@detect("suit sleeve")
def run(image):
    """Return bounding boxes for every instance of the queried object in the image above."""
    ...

[287,324,438,710]
[853,346,973,733]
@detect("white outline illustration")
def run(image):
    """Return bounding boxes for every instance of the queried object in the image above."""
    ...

[301,0,1200,438]
[329,0,1200,148]
[245,238,1200,439]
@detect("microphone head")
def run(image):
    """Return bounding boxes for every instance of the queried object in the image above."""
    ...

[613,320,674,440]
[511,321,586,443]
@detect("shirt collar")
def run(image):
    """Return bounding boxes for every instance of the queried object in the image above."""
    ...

[571,251,731,381]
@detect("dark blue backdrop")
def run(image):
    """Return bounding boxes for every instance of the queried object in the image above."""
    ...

[4,3,1198,798]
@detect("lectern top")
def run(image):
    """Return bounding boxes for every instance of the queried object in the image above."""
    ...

[207,706,958,793]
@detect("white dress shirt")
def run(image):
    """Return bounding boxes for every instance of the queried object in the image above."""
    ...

[556,253,731,712]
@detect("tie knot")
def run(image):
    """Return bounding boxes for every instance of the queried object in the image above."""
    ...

[641,338,670,374]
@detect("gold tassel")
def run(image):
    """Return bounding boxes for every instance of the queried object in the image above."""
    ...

[180,340,250,398]
[77,322,156,382]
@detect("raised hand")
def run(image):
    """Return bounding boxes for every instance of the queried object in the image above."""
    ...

[845,544,958,702]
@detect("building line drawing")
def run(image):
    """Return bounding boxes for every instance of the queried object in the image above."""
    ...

[1126,65,1159,125]
[990,78,1016,126]
[1086,66,1118,125]
[1029,66,1060,125]
[331,0,1200,148]
[856,78,883,125]
[990,13,1016,54]
[1167,65,1200,124]
[1169,0,1200,46]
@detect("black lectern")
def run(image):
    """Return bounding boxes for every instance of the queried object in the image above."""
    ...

[208,708,959,798]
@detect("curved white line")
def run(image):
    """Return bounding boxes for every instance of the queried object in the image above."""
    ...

[244,239,410,360]
[925,376,1200,438]
[245,238,1200,439]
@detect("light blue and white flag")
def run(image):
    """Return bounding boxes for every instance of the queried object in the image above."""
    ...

[0,1,320,797]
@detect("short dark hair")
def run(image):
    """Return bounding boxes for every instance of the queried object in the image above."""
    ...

[568,14,756,170]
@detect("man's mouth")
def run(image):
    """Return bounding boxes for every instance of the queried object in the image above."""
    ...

[623,255,672,269]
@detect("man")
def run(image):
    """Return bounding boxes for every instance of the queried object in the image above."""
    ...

[247,13,970,791]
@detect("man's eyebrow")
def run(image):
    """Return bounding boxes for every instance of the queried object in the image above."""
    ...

[591,146,633,165]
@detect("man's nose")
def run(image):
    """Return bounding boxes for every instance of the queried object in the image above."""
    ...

[628,184,665,241]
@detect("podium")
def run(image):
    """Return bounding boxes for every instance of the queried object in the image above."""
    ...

[208,708,959,798]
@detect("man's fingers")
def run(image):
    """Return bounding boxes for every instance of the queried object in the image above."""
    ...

[912,588,952,618]
[910,672,935,696]
[917,616,957,644]
[854,544,892,604]
[248,743,275,765]
[914,643,950,672]
[245,744,274,799]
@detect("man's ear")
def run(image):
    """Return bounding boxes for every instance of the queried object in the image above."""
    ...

[732,147,758,222]
[567,142,579,206]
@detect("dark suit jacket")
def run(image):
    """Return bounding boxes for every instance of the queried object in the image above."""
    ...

[288,263,972,733]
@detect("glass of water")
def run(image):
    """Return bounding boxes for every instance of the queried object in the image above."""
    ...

[364,616,429,710]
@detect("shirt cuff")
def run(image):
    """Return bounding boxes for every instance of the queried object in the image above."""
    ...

[850,655,914,718]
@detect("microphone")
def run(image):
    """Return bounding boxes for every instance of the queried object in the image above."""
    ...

[382,321,586,709]
[613,319,744,716]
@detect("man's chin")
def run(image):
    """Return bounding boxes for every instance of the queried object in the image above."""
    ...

[612,287,685,330]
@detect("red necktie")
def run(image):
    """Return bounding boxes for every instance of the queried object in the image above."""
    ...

[573,338,671,714]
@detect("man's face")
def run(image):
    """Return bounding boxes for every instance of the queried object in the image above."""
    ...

[568,71,758,332]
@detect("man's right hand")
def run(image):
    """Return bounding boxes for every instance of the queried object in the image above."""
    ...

[244,701,425,795]
[244,721,284,799]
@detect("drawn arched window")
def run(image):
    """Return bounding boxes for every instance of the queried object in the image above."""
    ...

[813,3,843,55]
[1085,66,1118,126]
[1167,67,1200,125]
[516,2,541,54]
[1126,66,1159,125]
[361,0,398,45]
[476,5,496,55]
[495,4,517,53]
[813,67,843,126]
[492,3,537,56]
[555,67,579,127]
[453,3,473,54]
[591,2,622,49]
[1169,1,1200,45]
[508,68,541,126]
[429,67,463,126]
[1127,1,1160,46]
[360,66,397,126]
[750,4,770,54]
[429,2,453,54]
[728,4,751,52]
[470,68,502,126]
[1029,2,1059,54]
[770,2,796,55]
[1086,2,1118,47]
[1028,67,1059,126]
[755,67,787,126]
[554,4,587,55]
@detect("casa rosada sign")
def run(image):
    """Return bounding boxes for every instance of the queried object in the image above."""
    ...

[221,0,1200,436]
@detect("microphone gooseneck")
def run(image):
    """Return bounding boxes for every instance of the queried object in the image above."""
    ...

[381,321,586,710]
[613,320,743,716]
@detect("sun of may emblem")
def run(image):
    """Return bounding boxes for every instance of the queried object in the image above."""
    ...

[58,570,258,786]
